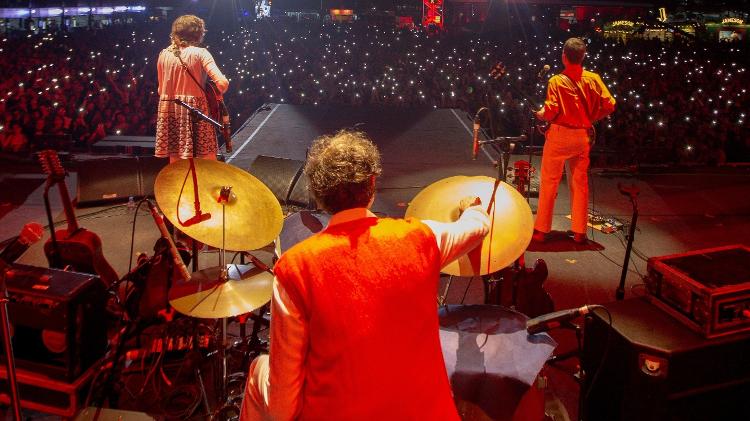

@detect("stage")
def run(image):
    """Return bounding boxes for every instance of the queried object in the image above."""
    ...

[1,103,750,420]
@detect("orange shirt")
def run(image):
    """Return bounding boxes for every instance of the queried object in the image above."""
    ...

[255,207,489,421]
[539,66,616,129]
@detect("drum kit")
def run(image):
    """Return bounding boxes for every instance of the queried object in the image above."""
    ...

[143,157,535,419]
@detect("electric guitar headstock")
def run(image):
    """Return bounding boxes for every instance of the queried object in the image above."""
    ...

[38,149,66,183]
[490,62,507,81]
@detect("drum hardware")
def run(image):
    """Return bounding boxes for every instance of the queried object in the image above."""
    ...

[407,159,553,316]
[406,175,533,277]
[154,158,282,420]
[544,321,583,367]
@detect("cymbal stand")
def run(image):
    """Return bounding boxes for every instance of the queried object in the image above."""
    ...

[476,135,526,308]
[214,185,237,420]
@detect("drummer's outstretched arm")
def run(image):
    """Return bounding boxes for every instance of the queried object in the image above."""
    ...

[422,202,490,268]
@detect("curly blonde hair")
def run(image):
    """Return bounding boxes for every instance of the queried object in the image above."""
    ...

[170,15,206,48]
[304,130,382,214]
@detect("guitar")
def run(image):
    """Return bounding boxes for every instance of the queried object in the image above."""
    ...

[172,45,233,152]
[206,79,232,152]
[38,150,119,286]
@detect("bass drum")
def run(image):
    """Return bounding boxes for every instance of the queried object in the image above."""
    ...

[439,305,556,421]
[275,210,331,257]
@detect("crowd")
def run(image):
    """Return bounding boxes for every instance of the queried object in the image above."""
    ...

[1,16,748,164]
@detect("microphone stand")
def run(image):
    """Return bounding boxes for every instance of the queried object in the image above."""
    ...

[172,99,224,271]
[0,259,22,421]
[491,71,548,203]
[615,184,640,300]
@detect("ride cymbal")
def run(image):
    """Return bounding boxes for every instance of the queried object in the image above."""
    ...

[154,158,283,251]
[168,264,273,318]
[405,175,533,276]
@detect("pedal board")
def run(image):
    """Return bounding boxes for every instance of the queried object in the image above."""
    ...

[566,209,623,234]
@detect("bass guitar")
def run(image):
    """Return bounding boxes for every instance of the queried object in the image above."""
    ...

[38,150,119,286]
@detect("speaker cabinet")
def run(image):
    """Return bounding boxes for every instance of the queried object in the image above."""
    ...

[581,298,750,421]
[1,264,108,382]
[247,155,313,209]
[76,156,167,207]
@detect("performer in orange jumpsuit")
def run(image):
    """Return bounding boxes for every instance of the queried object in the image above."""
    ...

[533,38,616,243]
[240,130,490,420]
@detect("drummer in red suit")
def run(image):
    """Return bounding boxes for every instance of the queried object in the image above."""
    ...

[240,130,490,420]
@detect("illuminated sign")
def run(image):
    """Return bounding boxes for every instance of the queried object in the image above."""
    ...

[658,8,667,22]
[722,18,744,25]
[611,20,635,27]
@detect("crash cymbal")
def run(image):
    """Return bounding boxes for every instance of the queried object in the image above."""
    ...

[405,175,533,276]
[154,158,283,251]
[168,264,273,318]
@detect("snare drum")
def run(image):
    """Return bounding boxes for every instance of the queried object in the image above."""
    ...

[439,305,556,421]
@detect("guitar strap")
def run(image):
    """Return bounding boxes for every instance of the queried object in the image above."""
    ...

[171,45,216,102]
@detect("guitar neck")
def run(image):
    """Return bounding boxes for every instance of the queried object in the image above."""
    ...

[57,178,80,232]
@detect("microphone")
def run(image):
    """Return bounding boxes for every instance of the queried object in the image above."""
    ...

[181,211,212,227]
[0,222,44,268]
[526,305,593,335]
[537,64,551,79]
[472,107,487,160]
[242,252,273,274]
[145,200,192,281]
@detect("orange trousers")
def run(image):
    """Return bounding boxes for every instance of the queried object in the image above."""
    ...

[534,125,590,235]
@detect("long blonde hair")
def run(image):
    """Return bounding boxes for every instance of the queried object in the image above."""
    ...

[170,15,206,48]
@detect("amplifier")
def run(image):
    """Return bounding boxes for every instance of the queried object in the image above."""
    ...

[581,298,750,421]
[644,244,750,338]
[1,264,108,381]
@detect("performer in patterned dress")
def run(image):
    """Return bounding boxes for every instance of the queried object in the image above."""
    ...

[155,15,229,162]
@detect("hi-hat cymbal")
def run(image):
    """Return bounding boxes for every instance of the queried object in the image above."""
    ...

[154,158,283,251]
[405,175,533,276]
[168,264,273,318]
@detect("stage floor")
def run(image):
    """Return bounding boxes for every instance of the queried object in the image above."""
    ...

[2,103,750,420]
